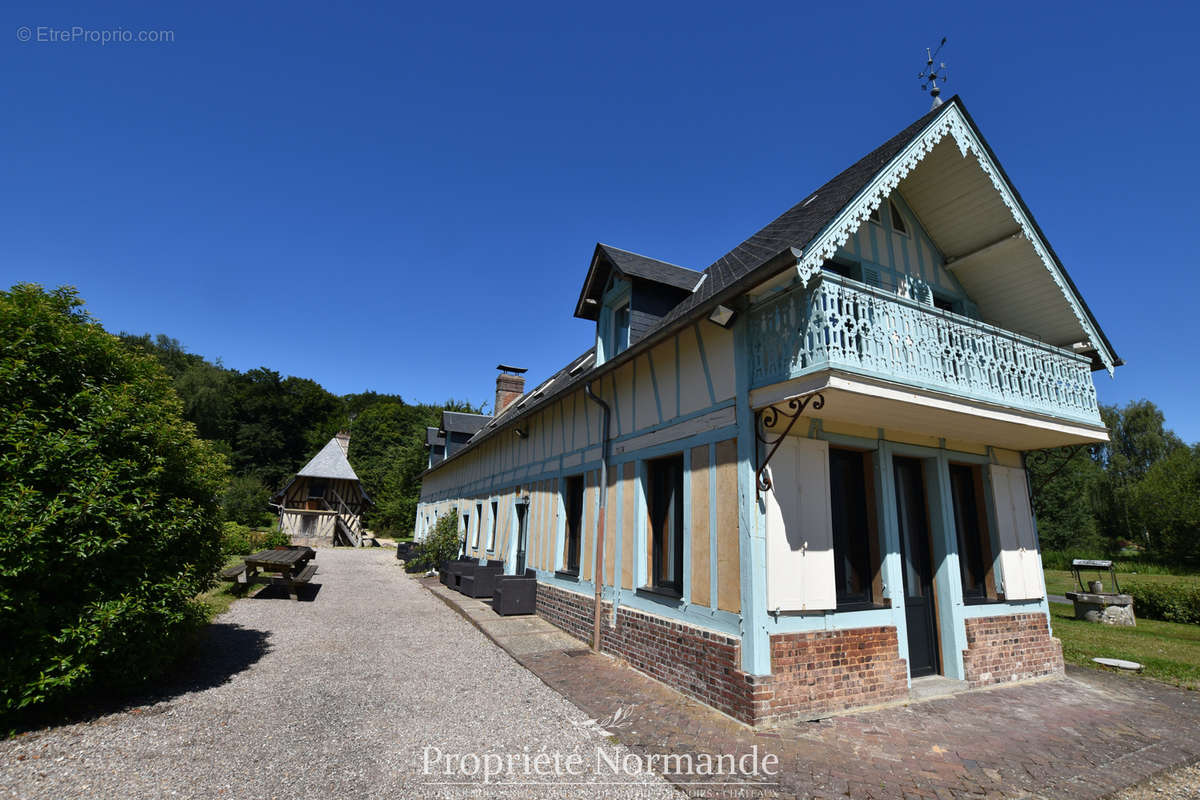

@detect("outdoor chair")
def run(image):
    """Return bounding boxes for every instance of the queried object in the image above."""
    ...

[493,569,537,616]
[439,555,474,586]
[460,560,505,598]
[448,557,485,590]
[453,559,503,594]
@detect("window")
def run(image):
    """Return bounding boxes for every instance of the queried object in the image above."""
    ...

[889,201,908,235]
[462,513,470,543]
[307,481,326,500]
[828,448,877,607]
[646,455,684,595]
[562,475,584,574]
[824,257,860,281]
[613,302,631,355]
[472,502,482,548]
[949,464,993,601]
[486,500,498,551]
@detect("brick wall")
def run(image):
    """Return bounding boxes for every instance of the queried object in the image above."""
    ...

[535,582,909,726]
[757,627,909,721]
[962,612,1064,687]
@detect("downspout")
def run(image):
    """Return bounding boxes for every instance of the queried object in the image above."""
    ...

[584,380,610,652]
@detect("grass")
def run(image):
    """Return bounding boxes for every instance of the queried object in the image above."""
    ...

[1050,601,1200,690]
[196,555,255,618]
[1043,568,1200,598]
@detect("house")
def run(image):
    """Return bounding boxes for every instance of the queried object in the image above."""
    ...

[414,96,1118,726]
[274,432,372,546]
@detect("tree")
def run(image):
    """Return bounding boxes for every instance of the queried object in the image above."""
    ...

[221,474,273,527]
[1026,447,1104,553]
[1095,401,1185,549]
[1128,445,1200,563]
[0,285,228,718]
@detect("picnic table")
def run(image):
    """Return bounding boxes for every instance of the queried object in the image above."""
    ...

[224,546,318,601]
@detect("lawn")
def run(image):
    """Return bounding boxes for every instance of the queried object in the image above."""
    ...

[197,555,256,618]
[1043,568,1199,598]
[1049,601,1200,690]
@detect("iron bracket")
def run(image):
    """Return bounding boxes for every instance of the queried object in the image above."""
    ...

[755,392,825,497]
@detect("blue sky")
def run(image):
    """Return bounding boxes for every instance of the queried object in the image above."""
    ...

[3,1,1198,441]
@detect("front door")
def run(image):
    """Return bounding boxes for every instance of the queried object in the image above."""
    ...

[514,502,529,574]
[893,457,939,677]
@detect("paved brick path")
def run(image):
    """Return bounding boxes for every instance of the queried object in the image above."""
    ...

[425,576,1200,800]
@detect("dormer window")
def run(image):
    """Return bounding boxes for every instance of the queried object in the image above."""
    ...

[613,301,631,355]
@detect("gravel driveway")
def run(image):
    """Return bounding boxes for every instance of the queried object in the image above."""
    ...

[0,549,681,799]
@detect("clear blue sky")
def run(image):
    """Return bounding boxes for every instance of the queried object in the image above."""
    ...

[3,1,1197,441]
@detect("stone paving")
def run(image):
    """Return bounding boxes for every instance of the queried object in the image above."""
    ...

[424,575,1200,800]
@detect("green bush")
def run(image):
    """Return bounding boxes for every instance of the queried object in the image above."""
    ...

[221,521,254,556]
[1126,581,1200,625]
[221,522,290,558]
[405,510,462,573]
[0,284,228,721]
[252,529,290,550]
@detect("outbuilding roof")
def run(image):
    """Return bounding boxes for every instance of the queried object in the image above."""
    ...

[297,436,360,481]
[441,411,491,435]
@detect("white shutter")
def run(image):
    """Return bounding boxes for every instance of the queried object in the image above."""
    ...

[988,464,1043,600]
[765,437,836,611]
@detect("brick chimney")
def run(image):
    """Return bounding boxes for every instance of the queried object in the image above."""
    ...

[335,430,351,454]
[495,364,527,415]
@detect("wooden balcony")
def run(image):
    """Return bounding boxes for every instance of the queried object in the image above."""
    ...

[748,273,1101,427]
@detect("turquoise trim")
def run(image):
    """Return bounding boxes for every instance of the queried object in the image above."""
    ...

[962,598,1049,618]
[764,606,894,634]
[733,314,770,674]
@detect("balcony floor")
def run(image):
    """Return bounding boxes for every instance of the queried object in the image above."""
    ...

[750,369,1110,451]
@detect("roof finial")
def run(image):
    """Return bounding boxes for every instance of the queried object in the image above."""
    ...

[919,37,949,110]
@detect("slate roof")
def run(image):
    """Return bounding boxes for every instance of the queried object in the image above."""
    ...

[575,244,701,319]
[430,96,1117,474]
[297,436,360,481]
[441,411,491,435]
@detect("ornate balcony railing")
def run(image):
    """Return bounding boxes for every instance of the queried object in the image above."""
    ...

[748,274,1101,425]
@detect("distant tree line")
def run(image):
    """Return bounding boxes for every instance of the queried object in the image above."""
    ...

[120,333,481,534]
[1029,400,1200,565]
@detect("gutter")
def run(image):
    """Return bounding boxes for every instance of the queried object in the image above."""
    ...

[583,380,610,651]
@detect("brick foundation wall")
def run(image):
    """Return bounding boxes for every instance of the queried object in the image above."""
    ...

[962,612,1064,687]
[535,582,909,726]
[758,627,909,721]
[536,582,755,722]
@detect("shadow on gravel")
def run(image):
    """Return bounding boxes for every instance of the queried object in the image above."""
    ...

[250,582,323,602]
[5,623,271,736]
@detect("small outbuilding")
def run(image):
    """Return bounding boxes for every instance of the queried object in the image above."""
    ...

[273,432,372,546]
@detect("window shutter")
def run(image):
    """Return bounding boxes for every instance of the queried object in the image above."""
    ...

[764,436,836,611]
[987,464,1043,600]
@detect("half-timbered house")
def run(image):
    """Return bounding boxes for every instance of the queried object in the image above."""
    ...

[274,432,372,547]
[414,96,1119,725]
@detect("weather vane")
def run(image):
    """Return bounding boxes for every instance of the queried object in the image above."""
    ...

[919,37,949,109]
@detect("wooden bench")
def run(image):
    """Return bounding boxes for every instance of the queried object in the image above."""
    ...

[219,563,247,582]
[292,564,318,584]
